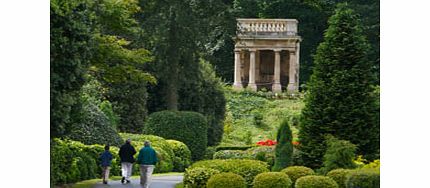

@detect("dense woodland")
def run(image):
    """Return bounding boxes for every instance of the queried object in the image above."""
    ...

[51,0,380,187]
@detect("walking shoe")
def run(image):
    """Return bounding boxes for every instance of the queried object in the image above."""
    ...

[126,180,131,184]
[121,177,125,184]
[103,180,107,184]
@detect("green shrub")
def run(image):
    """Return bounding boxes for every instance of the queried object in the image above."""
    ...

[167,140,192,172]
[144,110,208,160]
[273,119,294,171]
[207,173,246,188]
[183,167,220,188]
[190,159,270,187]
[295,176,338,188]
[66,101,123,147]
[246,146,275,168]
[320,136,357,174]
[281,166,315,185]
[50,139,121,186]
[327,169,352,188]
[345,169,380,188]
[203,146,217,159]
[253,172,293,188]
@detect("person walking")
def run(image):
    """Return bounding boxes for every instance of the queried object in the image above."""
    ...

[99,145,113,184]
[119,138,136,184]
[136,141,158,188]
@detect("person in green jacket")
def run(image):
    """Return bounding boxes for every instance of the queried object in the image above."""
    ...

[136,141,158,188]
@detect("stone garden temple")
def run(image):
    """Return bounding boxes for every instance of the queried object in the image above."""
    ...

[233,19,301,92]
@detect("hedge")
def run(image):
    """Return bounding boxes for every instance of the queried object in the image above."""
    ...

[295,176,338,188]
[215,145,253,151]
[190,159,270,187]
[207,173,246,188]
[167,139,192,172]
[183,167,220,188]
[327,169,352,188]
[50,139,121,186]
[143,110,208,160]
[213,150,252,160]
[212,146,275,168]
[253,172,293,188]
[345,169,380,188]
[281,166,315,185]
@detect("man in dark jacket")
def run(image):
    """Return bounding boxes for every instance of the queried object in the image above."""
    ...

[99,145,113,184]
[137,141,158,188]
[119,138,136,184]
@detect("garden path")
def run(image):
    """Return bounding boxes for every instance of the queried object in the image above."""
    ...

[93,175,183,188]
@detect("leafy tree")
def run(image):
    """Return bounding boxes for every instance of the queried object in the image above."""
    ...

[272,119,293,171]
[50,0,96,137]
[299,3,379,169]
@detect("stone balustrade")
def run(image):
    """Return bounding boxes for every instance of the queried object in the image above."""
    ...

[237,19,298,37]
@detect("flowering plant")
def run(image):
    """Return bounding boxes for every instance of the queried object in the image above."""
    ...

[256,139,277,146]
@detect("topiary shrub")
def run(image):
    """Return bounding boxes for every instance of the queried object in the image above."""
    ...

[320,136,357,174]
[190,159,270,187]
[345,169,380,188]
[295,175,338,188]
[167,140,192,172]
[203,146,217,159]
[281,166,315,185]
[327,169,353,188]
[183,167,220,188]
[144,110,208,161]
[253,172,293,188]
[273,119,294,171]
[207,172,246,188]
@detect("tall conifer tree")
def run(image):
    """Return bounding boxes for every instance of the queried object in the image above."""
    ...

[273,119,293,171]
[299,3,379,169]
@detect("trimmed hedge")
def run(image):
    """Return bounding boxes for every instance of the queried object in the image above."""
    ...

[215,145,253,151]
[345,169,380,188]
[281,166,315,184]
[50,139,121,186]
[143,110,208,161]
[295,176,338,188]
[167,139,192,172]
[203,146,217,160]
[212,146,275,168]
[213,150,252,160]
[327,169,352,188]
[183,167,220,188]
[253,172,293,188]
[207,173,246,188]
[190,159,270,187]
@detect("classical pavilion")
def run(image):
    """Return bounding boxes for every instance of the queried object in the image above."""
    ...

[233,18,301,92]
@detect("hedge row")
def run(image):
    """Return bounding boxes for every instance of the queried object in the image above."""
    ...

[143,110,208,161]
[185,159,270,187]
[213,146,275,168]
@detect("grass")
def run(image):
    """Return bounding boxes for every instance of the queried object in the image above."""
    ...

[221,89,304,146]
[66,172,183,188]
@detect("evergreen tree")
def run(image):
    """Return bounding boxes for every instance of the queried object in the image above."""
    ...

[272,119,293,171]
[298,3,379,169]
[320,135,357,174]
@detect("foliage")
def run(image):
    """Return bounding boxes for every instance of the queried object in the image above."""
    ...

[50,0,96,137]
[212,146,276,169]
[327,169,353,188]
[281,166,315,185]
[203,146,217,160]
[183,167,220,188]
[299,3,379,169]
[216,145,253,151]
[207,173,246,188]
[253,172,293,188]
[167,140,192,172]
[295,175,339,188]
[273,119,294,171]
[345,169,380,188]
[213,150,252,160]
[143,110,208,161]
[190,159,270,187]
[320,136,357,174]
[50,139,121,185]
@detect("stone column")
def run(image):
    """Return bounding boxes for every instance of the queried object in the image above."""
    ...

[233,49,243,90]
[295,42,300,89]
[287,50,297,92]
[248,49,257,91]
[272,49,282,92]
